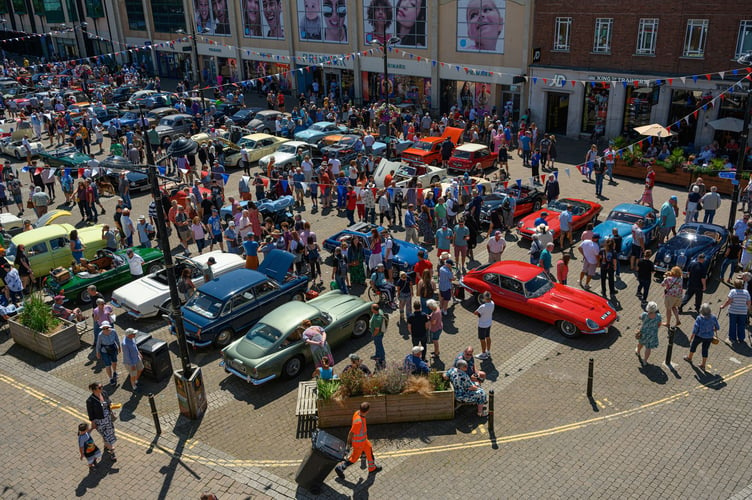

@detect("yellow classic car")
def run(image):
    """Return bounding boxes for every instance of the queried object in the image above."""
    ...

[6,223,107,277]
[236,133,289,163]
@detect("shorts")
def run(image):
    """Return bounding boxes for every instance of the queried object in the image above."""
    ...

[582,260,597,276]
[383,259,393,271]
[454,246,468,258]
[437,247,450,257]
[127,359,144,377]
[665,295,682,309]
[631,245,643,259]
[212,233,223,244]
[478,326,491,339]
[12,193,21,204]
[440,288,452,301]
[430,328,442,341]
[100,348,118,367]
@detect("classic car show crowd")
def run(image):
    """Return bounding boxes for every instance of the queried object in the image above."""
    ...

[0,58,749,425]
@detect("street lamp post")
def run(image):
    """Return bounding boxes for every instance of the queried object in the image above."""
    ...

[176,25,205,86]
[727,53,752,228]
[371,29,400,108]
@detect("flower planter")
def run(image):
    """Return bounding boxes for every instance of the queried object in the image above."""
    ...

[316,385,455,428]
[612,159,693,189]
[9,318,80,361]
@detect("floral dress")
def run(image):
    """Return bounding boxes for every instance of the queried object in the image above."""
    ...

[662,276,683,308]
[446,367,487,404]
[639,312,661,349]
[419,210,434,245]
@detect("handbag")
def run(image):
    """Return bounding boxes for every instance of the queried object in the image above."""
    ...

[711,336,720,345]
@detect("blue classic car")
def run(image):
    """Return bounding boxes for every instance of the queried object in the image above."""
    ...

[181,250,309,348]
[219,195,294,225]
[322,222,427,274]
[654,223,728,277]
[294,121,349,145]
[592,203,659,260]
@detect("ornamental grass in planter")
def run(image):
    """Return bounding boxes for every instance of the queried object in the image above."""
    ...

[9,292,80,360]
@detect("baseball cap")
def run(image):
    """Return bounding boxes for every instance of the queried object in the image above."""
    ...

[412,346,424,354]
[348,353,360,361]
[54,294,65,300]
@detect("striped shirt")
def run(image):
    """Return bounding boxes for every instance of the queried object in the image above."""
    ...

[727,289,750,315]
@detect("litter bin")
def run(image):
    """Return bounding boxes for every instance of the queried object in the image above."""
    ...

[138,338,173,382]
[295,429,346,494]
[134,331,152,347]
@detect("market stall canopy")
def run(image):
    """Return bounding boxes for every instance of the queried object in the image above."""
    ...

[707,117,750,133]
[634,123,673,138]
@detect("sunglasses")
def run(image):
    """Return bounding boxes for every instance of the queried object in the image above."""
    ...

[323,4,346,17]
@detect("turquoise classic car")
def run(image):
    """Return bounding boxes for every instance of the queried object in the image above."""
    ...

[221,291,372,385]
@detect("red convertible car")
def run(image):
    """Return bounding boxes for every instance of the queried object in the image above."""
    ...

[517,198,602,241]
[460,261,617,338]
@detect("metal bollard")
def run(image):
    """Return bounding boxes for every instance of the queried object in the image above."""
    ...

[487,390,495,432]
[586,358,594,398]
[148,393,162,435]
[665,327,675,366]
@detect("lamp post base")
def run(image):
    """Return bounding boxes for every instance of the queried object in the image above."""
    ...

[174,365,207,420]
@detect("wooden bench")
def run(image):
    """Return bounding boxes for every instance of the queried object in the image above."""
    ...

[295,380,318,439]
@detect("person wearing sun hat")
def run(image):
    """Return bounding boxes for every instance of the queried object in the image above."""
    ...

[537,223,553,248]
[95,321,121,385]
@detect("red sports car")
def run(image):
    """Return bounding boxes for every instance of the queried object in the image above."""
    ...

[517,198,602,241]
[460,261,617,338]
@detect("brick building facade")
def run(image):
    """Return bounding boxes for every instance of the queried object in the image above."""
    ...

[529,1,752,149]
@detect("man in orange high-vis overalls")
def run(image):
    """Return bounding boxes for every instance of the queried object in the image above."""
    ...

[335,402,382,478]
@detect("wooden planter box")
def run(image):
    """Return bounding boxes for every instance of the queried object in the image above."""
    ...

[316,386,455,428]
[612,159,693,189]
[9,318,80,360]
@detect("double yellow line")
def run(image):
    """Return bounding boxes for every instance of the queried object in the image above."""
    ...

[3,363,750,466]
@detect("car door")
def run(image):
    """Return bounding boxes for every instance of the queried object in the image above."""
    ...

[227,289,256,333]
[26,241,52,274]
[253,279,286,315]
[49,236,72,269]
[493,274,527,314]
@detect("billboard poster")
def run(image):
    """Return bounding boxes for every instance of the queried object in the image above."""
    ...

[243,0,285,39]
[456,0,505,53]
[194,0,231,36]
[363,0,426,48]
[297,0,348,43]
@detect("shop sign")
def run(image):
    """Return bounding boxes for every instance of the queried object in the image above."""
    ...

[209,47,221,53]
[587,75,630,82]
[548,74,566,87]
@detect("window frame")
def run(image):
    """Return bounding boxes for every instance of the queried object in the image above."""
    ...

[124,0,147,31]
[683,19,709,58]
[736,20,752,59]
[592,18,613,54]
[636,18,659,56]
[553,17,572,52]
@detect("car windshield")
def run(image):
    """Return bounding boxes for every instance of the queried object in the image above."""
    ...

[608,211,644,225]
[411,141,433,151]
[5,242,17,259]
[453,150,472,159]
[396,166,417,177]
[121,112,137,120]
[185,292,224,319]
[276,143,298,154]
[525,273,554,298]
[244,322,284,348]
[237,138,257,149]
[310,123,327,131]
[159,118,175,126]
[667,232,716,249]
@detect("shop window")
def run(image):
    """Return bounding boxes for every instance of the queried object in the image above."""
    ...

[636,18,658,55]
[151,0,186,34]
[623,86,658,134]
[581,85,609,136]
[43,0,64,23]
[125,0,147,31]
[683,19,708,58]
[554,17,571,52]
[736,20,752,59]
[592,18,612,54]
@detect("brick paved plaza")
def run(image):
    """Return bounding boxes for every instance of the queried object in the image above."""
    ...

[1,130,752,499]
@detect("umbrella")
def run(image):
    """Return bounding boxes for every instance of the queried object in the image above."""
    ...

[634,123,672,138]
[707,117,748,133]
[100,155,137,170]
[167,137,198,157]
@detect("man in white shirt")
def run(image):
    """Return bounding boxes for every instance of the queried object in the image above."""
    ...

[125,248,145,277]
[329,155,341,176]
[486,231,506,263]
[558,205,573,249]
[578,234,600,289]
[473,291,495,359]
[240,146,250,175]
[301,155,313,182]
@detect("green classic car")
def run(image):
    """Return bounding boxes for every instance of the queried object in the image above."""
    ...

[6,223,107,277]
[43,247,164,304]
[221,291,372,385]
[38,146,92,169]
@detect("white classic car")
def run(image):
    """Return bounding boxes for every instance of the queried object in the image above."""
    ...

[373,158,448,189]
[0,138,45,159]
[258,141,320,171]
[110,250,245,319]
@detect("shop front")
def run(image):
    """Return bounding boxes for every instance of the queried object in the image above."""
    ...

[244,60,293,95]
[438,78,520,123]
[155,49,191,81]
[582,84,610,141]
[622,85,660,136]
[359,57,432,110]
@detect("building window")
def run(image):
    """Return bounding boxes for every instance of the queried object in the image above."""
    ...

[43,0,64,23]
[151,0,185,33]
[554,17,572,51]
[736,21,752,59]
[636,18,658,55]
[683,19,708,58]
[593,18,613,54]
[86,0,104,18]
[125,0,146,31]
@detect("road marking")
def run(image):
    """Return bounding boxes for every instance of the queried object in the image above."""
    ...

[2,362,752,466]
[730,357,742,364]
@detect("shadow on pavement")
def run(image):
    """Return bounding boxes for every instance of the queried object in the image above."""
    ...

[75,453,120,497]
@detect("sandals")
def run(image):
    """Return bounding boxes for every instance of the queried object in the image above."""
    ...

[698,365,706,371]
[683,356,692,363]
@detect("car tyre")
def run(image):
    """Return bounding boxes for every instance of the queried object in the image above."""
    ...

[282,355,304,379]
[475,292,484,306]
[557,320,580,338]
[292,293,305,301]
[263,128,270,134]
[533,200,542,212]
[79,289,92,304]
[352,315,369,337]
[214,328,234,348]
[14,151,20,160]
[148,263,164,274]
[430,176,440,184]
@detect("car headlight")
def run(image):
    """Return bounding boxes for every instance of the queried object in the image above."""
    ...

[517,221,523,228]
[663,254,671,263]
[585,319,599,330]
[130,182,136,187]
